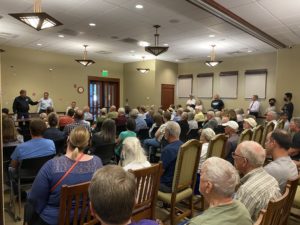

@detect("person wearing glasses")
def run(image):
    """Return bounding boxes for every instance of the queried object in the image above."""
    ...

[233,141,281,221]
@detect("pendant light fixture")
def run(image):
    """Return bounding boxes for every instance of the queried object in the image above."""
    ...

[136,56,150,74]
[9,0,63,31]
[75,45,95,67]
[205,45,223,67]
[145,25,169,56]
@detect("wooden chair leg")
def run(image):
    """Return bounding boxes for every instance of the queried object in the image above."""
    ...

[170,203,175,225]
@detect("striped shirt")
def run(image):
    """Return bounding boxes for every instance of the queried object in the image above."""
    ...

[63,120,91,136]
[235,167,281,221]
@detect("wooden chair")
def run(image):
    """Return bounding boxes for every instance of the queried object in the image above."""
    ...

[254,210,266,225]
[58,182,93,225]
[157,140,202,225]
[187,129,199,140]
[206,134,228,159]
[261,122,275,148]
[276,119,284,130]
[130,163,162,221]
[290,177,300,219]
[251,125,264,144]
[258,184,290,225]
[238,129,253,144]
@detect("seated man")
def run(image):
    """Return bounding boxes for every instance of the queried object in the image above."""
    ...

[130,108,147,133]
[65,101,78,114]
[190,157,252,225]
[89,165,158,225]
[202,111,218,130]
[265,110,278,128]
[83,106,93,121]
[107,105,118,119]
[59,108,75,128]
[288,117,300,160]
[264,129,298,192]
[234,141,281,221]
[10,119,56,169]
[63,110,91,136]
[223,121,239,164]
[160,121,183,193]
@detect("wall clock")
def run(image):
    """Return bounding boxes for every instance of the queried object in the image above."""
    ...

[77,86,84,94]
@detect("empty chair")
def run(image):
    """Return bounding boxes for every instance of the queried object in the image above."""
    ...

[206,134,228,159]
[238,129,253,144]
[252,125,264,144]
[157,140,202,225]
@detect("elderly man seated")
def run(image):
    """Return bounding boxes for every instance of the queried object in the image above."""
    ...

[223,120,240,164]
[189,157,252,225]
[265,110,278,128]
[202,111,218,130]
[129,108,147,133]
[234,141,281,221]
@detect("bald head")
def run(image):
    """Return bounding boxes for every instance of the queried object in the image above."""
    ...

[237,141,266,168]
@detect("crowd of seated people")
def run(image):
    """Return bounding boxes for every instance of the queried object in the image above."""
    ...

[2,97,300,225]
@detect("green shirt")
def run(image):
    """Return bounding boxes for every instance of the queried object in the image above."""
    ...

[115,130,136,156]
[188,200,252,225]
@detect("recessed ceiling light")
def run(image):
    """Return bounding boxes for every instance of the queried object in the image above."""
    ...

[247,50,253,53]
[135,4,143,9]
[209,34,215,38]
[163,43,169,46]
[58,34,64,38]
[89,23,96,27]
[138,41,150,47]
[130,50,135,53]
[37,43,42,46]
[175,59,179,62]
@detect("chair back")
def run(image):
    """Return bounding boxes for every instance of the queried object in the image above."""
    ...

[58,182,92,225]
[92,143,116,165]
[206,134,228,159]
[260,185,290,225]
[279,175,300,225]
[238,129,253,144]
[172,140,202,192]
[261,122,275,148]
[137,129,150,141]
[254,210,266,225]
[54,138,67,155]
[130,163,162,221]
[251,125,264,144]
[187,129,199,140]
[179,122,190,143]
[276,120,284,130]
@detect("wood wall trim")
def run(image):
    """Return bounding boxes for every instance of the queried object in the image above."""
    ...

[197,72,213,77]
[245,69,268,75]
[219,71,238,76]
[178,74,193,79]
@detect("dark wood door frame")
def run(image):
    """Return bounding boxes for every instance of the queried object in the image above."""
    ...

[161,84,175,110]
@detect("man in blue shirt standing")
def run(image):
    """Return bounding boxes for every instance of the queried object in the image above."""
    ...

[160,121,183,193]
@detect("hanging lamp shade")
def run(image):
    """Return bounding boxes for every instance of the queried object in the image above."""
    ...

[205,45,223,67]
[9,0,63,31]
[75,45,95,67]
[136,56,150,74]
[145,25,169,56]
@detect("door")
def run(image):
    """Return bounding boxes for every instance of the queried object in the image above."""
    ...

[161,84,175,110]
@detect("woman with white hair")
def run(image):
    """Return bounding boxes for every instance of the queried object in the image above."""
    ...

[189,157,252,225]
[120,137,151,171]
[194,128,215,195]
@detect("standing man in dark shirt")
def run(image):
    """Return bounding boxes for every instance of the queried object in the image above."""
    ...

[211,94,224,111]
[13,89,39,119]
[281,92,294,121]
[160,121,183,193]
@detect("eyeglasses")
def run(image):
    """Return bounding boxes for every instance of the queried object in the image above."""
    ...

[232,152,247,160]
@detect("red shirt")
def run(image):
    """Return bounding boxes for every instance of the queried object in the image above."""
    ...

[59,116,74,127]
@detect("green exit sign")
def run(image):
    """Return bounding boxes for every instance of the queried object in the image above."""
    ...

[102,70,108,77]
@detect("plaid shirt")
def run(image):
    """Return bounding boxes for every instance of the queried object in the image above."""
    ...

[235,167,281,221]
[63,120,91,136]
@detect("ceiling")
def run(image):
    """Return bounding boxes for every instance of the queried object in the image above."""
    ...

[0,0,300,63]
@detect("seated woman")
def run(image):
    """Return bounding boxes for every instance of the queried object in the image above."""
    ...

[189,157,252,225]
[120,137,151,171]
[194,128,215,195]
[2,117,24,147]
[115,118,136,161]
[90,118,116,154]
[27,127,103,225]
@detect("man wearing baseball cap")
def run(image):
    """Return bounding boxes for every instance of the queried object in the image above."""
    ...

[243,118,257,130]
[223,120,239,164]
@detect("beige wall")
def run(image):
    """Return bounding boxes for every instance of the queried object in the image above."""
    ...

[276,45,300,116]
[178,52,278,114]
[123,59,178,108]
[1,46,124,113]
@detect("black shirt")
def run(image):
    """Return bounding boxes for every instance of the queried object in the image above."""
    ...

[13,96,38,114]
[282,102,294,121]
[211,99,224,111]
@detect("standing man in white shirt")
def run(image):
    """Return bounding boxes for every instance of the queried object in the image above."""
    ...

[248,95,260,118]
[37,92,54,114]
[186,94,196,109]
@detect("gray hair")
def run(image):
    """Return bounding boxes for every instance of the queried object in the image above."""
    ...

[201,157,239,197]
[207,111,215,117]
[201,128,216,142]
[187,112,195,121]
[129,108,139,119]
[181,112,188,121]
[118,107,125,114]
[238,141,266,167]
[121,137,148,167]
[267,111,277,120]
[291,117,300,128]
[165,121,181,139]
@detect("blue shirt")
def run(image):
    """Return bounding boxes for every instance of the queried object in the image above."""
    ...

[28,155,103,225]
[135,117,148,132]
[11,138,56,161]
[160,140,183,187]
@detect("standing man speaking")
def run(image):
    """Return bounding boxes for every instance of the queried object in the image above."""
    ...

[13,89,39,120]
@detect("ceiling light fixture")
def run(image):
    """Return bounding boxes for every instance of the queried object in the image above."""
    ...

[136,56,150,74]
[89,23,96,27]
[135,4,144,9]
[138,41,150,47]
[9,0,63,31]
[75,45,95,67]
[145,25,169,56]
[205,45,223,67]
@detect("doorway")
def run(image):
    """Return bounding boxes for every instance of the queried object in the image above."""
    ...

[161,84,175,110]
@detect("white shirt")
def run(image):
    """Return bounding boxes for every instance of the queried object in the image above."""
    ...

[37,98,53,112]
[248,100,260,113]
[123,161,151,171]
[186,98,196,106]
[198,143,209,173]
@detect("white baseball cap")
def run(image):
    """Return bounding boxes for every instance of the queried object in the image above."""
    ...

[244,118,257,128]
[222,120,239,130]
